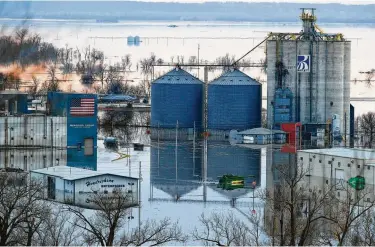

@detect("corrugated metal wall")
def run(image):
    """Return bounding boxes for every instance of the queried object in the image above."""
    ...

[274,88,293,129]
[0,116,67,147]
[0,115,67,171]
[0,148,67,170]
[151,68,203,129]
[207,69,262,130]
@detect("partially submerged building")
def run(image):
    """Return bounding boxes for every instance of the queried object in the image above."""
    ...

[0,92,98,171]
[236,128,286,145]
[298,148,375,202]
[31,166,139,209]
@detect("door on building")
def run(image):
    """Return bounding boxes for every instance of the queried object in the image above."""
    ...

[335,168,345,190]
[84,138,94,156]
[47,176,56,199]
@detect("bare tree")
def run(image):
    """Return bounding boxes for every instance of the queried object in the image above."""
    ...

[118,218,187,246]
[358,112,375,148]
[318,185,375,246]
[67,189,133,246]
[0,172,46,246]
[121,54,132,73]
[34,206,82,246]
[28,75,39,96]
[192,212,265,246]
[67,189,184,246]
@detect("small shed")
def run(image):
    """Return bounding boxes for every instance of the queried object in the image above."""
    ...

[31,166,138,209]
[238,128,286,144]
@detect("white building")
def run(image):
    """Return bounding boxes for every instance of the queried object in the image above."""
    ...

[298,148,375,202]
[31,166,139,209]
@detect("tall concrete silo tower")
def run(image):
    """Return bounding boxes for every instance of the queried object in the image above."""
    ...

[267,8,351,141]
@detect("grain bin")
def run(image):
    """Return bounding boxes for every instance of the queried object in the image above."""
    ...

[207,68,261,130]
[151,67,203,129]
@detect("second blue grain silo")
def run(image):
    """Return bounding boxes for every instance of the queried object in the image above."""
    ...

[207,69,261,130]
[151,67,203,129]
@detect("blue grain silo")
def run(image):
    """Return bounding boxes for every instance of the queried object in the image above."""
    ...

[150,140,201,199]
[151,67,203,129]
[207,69,261,130]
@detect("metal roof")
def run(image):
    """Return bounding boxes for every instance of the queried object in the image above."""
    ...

[210,69,260,86]
[153,67,203,85]
[0,90,27,95]
[299,148,375,160]
[31,166,137,181]
[238,128,285,135]
[101,94,136,101]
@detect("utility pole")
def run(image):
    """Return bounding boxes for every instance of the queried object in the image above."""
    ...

[197,44,200,79]
[138,161,142,233]
[175,120,178,183]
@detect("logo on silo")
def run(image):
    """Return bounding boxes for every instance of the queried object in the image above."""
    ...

[297,55,310,72]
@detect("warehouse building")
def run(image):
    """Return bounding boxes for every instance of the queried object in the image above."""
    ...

[298,148,375,202]
[31,166,139,209]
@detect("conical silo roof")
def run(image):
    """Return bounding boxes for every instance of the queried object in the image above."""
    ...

[210,69,260,85]
[154,181,200,198]
[153,67,203,85]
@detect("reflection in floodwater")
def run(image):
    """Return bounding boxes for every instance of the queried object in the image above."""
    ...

[150,140,201,200]
[150,138,261,205]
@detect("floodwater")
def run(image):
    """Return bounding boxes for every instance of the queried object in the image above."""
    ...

[1,18,375,243]
[1,19,375,115]
[97,127,269,245]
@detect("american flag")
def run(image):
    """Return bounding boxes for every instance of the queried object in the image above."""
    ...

[70,98,95,116]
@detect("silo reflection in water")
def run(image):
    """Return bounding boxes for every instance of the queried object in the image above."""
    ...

[150,140,201,199]
[207,141,261,199]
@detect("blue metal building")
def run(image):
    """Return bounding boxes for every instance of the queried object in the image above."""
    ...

[273,88,293,129]
[150,140,201,199]
[151,67,203,129]
[47,92,98,170]
[207,69,261,130]
[0,91,28,115]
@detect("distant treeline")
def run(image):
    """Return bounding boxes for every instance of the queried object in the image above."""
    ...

[0,29,57,68]
[1,1,375,23]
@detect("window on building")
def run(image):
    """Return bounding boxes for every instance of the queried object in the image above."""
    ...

[348,163,351,167]
[43,155,47,168]
[84,138,94,156]
[358,165,361,169]
[47,176,56,200]
[368,166,371,170]
[23,156,27,171]
[338,162,341,167]
[335,169,345,190]
[319,160,322,163]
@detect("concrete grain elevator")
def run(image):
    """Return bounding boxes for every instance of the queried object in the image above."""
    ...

[266,8,351,142]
